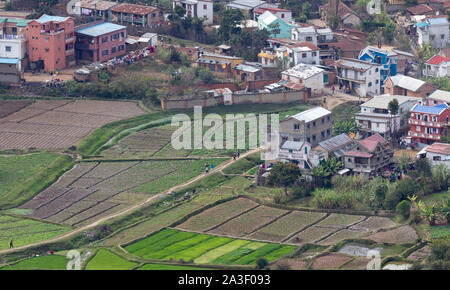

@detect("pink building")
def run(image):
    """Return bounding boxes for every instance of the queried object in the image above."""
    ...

[28,15,76,72]
[75,21,127,63]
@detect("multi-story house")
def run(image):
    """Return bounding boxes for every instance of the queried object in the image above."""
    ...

[262,39,320,67]
[355,94,420,140]
[415,17,449,49]
[28,15,76,72]
[0,17,30,63]
[408,102,450,146]
[335,58,382,97]
[311,133,356,165]
[424,90,450,106]
[277,140,313,170]
[196,53,244,78]
[75,21,126,63]
[423,54,450,78]
[257,11,298,39]
[111,3,164,28]
[253,7,292,23]
[383,74,435,98]
[344,133,394,175]
[291,26,333,46]
[173,0,213,25]
[359,46,398,89]
[417,143,450,169]
[76,0,119,21]
[281,63,324,94]
[279,106,332,147]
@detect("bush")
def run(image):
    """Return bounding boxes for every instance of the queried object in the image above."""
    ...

[415,158,432,177]
[396,200,411,220]
[256,258,268,269]
[384,178,416,209]
[410,211,422,224]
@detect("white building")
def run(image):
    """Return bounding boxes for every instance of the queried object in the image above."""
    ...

[278,141,313,170]
[417,143,450,169]
[253,6,293,23]
[173,0,213,25]
[355,94,421,139]
[0,18,29,60]
[281,63,324,94]
[335,58,383,97]
[415,17,449,49]
[423,54,450,78]
[291,26,333,46]
[292,45,320,66]
[424,90,450,106]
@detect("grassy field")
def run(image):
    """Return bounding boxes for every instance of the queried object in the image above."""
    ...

[331,101,360,122]
[0,255,67,270]
[137,263,209,270]
[0,153,73,209]
[124,228,296,265]
[0,215,70,250]
[86,249,138,270]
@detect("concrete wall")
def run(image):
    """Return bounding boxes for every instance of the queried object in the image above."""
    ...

[162,90,308,111]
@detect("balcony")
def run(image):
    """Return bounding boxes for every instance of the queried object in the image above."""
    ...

[66,37,75,43]
[66,49,74,56]
[0,34,25,40]
[337,73,366,83]
[408,131,441,140]
[408,119,443,128]
[40,28,65,36]
[278,151,306,160]
[75,42,98,50]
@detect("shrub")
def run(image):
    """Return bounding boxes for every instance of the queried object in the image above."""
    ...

[384,178,416,209]
[415,158,432,177]
[375,183,388,206]
[410,211,422,224]
[396,200,411,220]
[256,258,268,269]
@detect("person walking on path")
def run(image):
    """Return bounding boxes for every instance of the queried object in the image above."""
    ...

[205,163,209,174]
[233,152,236,160]
[210,164,214,173]
[9,240,13,248]
[237,149,240,158]
[331,85,335,96]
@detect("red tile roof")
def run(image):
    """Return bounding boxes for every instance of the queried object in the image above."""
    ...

[424,143,450,155]
[426,55,450,65]
[344,151,374,158]
[254,7,291,14]
[359,133,388,152]
[407,4,434,15]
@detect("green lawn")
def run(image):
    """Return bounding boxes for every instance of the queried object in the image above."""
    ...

[0,153,73,209]
[85,249,138,270]
[0,255,67,270]
[331,101,360,122]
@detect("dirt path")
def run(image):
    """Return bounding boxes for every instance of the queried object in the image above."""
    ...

[0,148,261,255]
[314,88,367,111]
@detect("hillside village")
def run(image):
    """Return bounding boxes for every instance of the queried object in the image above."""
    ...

[0,0,448,272]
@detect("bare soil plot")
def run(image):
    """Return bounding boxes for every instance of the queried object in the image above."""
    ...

[316,214,366,229]
[349,216,397,232]
[0,100,145,150]
[271,258,308,270]
[102,125,176,158]
[249,211,327,242]
[339,257,371,270]
[311,253,353,270]
[318,229,367,246]
[407,245,431,261]
[289,225,338,245]
[209,206,288,237]
[176,198,259,232]
[364,225,418,244]
[0,100,32,118]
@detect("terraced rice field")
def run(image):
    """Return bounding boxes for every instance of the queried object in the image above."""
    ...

[177,198,259,232]
[124,228,296,265]
[19,158,225,227]
[0,215,70,250]
[0,100,144,150]
[0,255,68,270]
[85,249,138,270]
[209,206,288,237]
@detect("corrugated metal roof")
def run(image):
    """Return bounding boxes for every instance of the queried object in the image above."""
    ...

[0,18,31,26]
[361,94,420,109]
[282,63,323,79]
[428,17,448,25]
[281,141,304,150]
[234,63,261,73]
[318,133,353,152]
[387,74,425,92]
[410,103,448,115]
[423,143,450,155]
[36,14,69,24]
[290,106,331,123]
[227,0,266,10]
[428,90,450,103]
[76,22,126,37]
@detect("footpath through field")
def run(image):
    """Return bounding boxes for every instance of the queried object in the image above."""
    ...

[0,148,262,254]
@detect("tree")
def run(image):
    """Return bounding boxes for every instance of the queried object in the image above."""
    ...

[388,98,399,137]
[375,183,388,207]
[312,158,344,187]
[333,120,361,135]
[415,158,432,177]
[174,5,186,17]
[267,162,302,195]
[256,258,268,269]
[218,9,244,43]
[396,200,411,219]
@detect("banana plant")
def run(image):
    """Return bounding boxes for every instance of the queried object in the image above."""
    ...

[420,203,437,226]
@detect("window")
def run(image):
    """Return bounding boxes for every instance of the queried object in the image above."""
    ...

[281,13,284,18]
[368,82,372,87]
[312,135,316,142]
[204,4,207,9]
[321,118,324,124]
[307,124,310,129]
[327,129,330,136]
[294,124,300,130]
[102,36,108,43]
[327,116,330,122]
[307,137,310,143]
[118,45,125,51]
[5,46,11,52]
[306,36,312,41]
[312,52,317,56]
[433,156,441,161]
[294,138,300,142]
[321,131,325,138]
[376,80,379,84]
[416,126,421,132]
[282,137,288,142]
[312,121,316,127]
[302,53,306,58]
[111,47,116,53]
[441,34,445,40]
[102,49,109,56]
[417,114,421,120]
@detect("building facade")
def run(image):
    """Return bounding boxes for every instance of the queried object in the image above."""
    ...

[28,15,76,72]
[281,63,324,94]
[423,55,450,78]
[358,46,398,89]
[408,103,450,145]
[75,21,126,63]
[173,0,213,25]
[383,74,435,98]
[279,107,332,147]
[335,58,382,97]
[111,3,164,28]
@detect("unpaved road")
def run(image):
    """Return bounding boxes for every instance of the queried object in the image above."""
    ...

[0,148,261,255]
